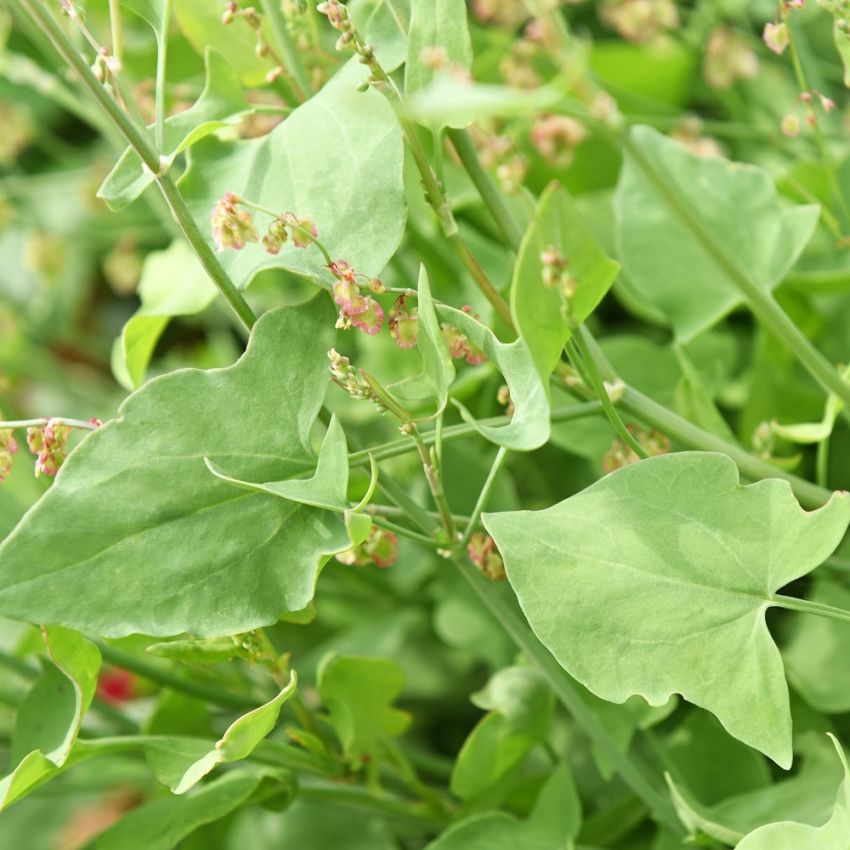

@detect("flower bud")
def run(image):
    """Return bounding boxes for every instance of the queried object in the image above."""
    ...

[283,213,317,248]
[262,217,289,255]
[781,113,801,137]
[27,419,71,478]
[210,192,258,252]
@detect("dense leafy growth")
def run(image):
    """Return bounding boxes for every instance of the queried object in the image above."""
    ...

[3,0,850,848]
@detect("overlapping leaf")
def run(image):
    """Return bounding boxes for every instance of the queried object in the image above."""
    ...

[484,452,850,767]
[405,0,472,96]
[0,298,351,637]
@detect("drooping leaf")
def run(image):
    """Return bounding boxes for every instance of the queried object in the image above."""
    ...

[0,299,352,637]
[615,126,819,341]
[0,627,100,810]
[428,765,580,849]
[735,736,850,849]
[206,414,350,511]
[99,50,249,210]
[96,767,289,850]
[180,59,405,290]
[438,304,549,450]
[451,666,553,800]
[111,240,217,390]
[483,452,850,767]
[173,671,298,793]
[405,0,472,96]
[317,654,410,759]
[511,182,619,383]
[389,265,455,415]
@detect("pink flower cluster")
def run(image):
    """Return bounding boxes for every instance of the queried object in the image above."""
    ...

[441,306,486,366]
[0,429,17,482]
[26,419,71,477]
[336,525,399,568]
[211,192,257,252]
[329,260,385,336]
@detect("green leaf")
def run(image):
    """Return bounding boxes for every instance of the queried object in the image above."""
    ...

[0,299,352,637]
[96,767,288,850]
[438,305,549,450]
[615,126,819,342]
[0,627,100,810]
[428,765,580,849]
[736,736,850,849]
[173,0,271,86]
[511,182,619,383]
[356,0,410,72]
[206,414,351,511]
[98,50,249,210]
[450,666,553,800]
[122,0,166,35]
[483,452,850,767]
[180,59,405,290]
[405,0,472,96]
[389,265,455,414]
[784,579,850,714]
[317,654,410,759]
[173,671,298,793]
[405,76,563,129]
[112,240,217,390]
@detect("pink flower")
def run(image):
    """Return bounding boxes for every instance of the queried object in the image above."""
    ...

[210,193,257,252]
[351,297,384,335]
[763,21,788,55]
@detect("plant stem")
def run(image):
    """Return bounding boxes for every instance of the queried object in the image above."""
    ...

[568,332,648,459]
[371,515,442,547]
[347,402,604,466]
[17,0,257,333]
[0,417,99,430]
[369,504,470,526]
[408,423,457,541]
[618,386,832,509]
[446,127,525,251]
[619,131,850,414]
[154,0,172,152]
[93,641,258,711]
[773,594,850,624]
[107,0,124,66]
[258,0,311,100]
[459,447,509,550]
[452,556,684,837]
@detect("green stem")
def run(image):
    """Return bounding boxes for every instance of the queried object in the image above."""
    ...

[154,0,173,151]
[258,0,311,100]
[453,556,684,837]
[619,131,850,414]
[459,447,509,550]
[409,424,457,542]
[17,0,257,333]
[348,402,604,466]
[618,386,832,509]
[375,472,438,535]
[446,127,525,251]
[93,641,258,711]
[0,417,98,430]
[371,515,441,547]
[569,332,648,459]
[773,594,850,625]
[107,0,124,66]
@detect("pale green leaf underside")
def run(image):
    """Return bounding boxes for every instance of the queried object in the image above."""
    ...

[484,452,850,767]
[615,126,819,342]
[512,181,619,383]
[180,59,406,290]
[0,298,351,638]
[206,414,350,512]
[438,305,549,450]
[405,0,472,96]
[98,50,249,210]
[174,671,297,793]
